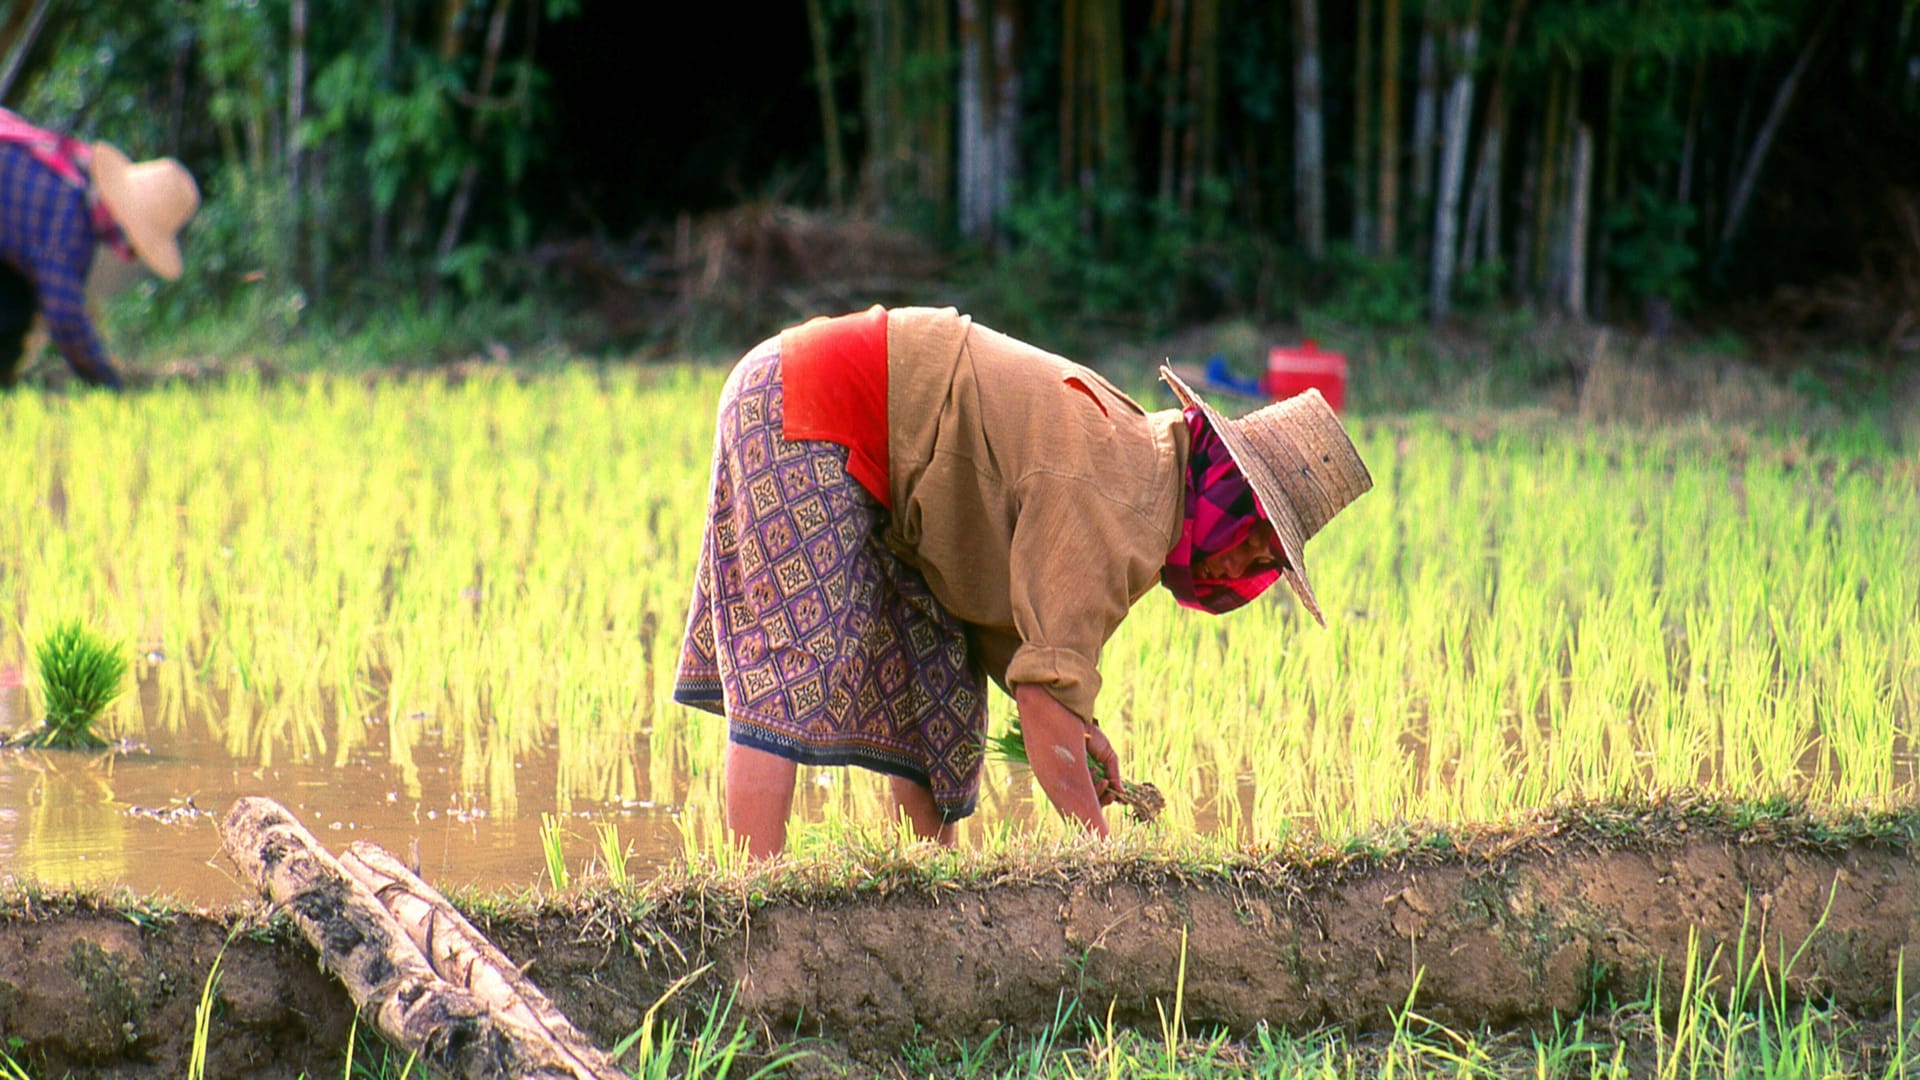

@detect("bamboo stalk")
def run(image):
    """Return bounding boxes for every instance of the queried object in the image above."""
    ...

[1410,9,1438,215]
[1428,8,1481,321]
[1293,0,1325,258]
[1716,4,1836,267]
[1566,123,1593,319]
[287,0,310,295]
[1377,0,1402,255]
[1159,0,1188,205]
[1059,0,1079,187]
[805,0,847,212]
[1353,0,1374,250]
[1180,0,1216,210]
[220,796,620,1078]
[1531,63,1565,301]
[339,842,623,1080]
[0,0,54,104]
[1460,0,1527,274]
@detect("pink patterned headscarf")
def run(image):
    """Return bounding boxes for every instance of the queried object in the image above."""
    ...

[1160,407,1280,614]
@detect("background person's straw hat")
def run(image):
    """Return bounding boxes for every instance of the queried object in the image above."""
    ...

[1160,364,1372,626]
[90,142,199,281]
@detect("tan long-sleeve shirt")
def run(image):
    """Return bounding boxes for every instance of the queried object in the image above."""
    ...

[879,307,1188,721]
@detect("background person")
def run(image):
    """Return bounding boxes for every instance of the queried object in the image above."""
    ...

[0,108,199,390]
[674,305,1372,858]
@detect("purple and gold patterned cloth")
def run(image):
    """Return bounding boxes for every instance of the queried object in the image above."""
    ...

[673,339,987,821]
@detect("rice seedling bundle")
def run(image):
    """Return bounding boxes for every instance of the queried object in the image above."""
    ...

[8,618,128,749]
[0,371,1912,862]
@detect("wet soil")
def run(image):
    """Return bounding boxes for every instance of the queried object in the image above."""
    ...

[2,800,1916,1077]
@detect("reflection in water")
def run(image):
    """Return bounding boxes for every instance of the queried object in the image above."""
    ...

[0,646,1913,906]
[0,666,696,904]
[2,749,130,888]
[3,659,1916,906]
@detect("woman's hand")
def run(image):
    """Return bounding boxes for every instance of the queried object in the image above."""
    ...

[1014,683,1109,838]
[1083,721,1123,806]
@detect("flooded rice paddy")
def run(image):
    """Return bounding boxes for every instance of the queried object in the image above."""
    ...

[1,368,1915,904]
[0,671,1067,904]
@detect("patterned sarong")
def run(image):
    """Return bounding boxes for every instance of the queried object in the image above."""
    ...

[673,338,988,821]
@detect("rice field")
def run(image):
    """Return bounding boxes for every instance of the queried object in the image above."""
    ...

[0,364,1915,894]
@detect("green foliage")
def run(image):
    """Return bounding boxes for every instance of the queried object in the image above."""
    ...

[982,181,1260,339]
[308,50,450,212]
[1313,247,1427,328]
[0,0,1905,362]
[12,0,574,336]
[1605,189,1699,308]
[1524,0,1795,69]
[107,287,563,373]
[17,620,128,751]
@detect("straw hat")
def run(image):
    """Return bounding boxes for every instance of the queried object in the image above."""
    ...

[90,142,200,281]
[1160,364,1373,626]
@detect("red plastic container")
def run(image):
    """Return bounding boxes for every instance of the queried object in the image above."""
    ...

[1266,340,1348,412]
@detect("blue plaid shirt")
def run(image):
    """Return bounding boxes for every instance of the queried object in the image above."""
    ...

[0,143,120,387]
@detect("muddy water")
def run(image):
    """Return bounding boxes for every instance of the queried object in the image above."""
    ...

[0,674,1109,904]
[0,680,698,905]
[15,664,1902,906]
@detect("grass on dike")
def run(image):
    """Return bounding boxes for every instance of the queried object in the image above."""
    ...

[2,992,1909,1077]
[0,342,1914,1076]
[284,954,1920,1079]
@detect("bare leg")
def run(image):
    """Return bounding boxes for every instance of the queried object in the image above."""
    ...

[889,775,958,846]
[725,741,798,859]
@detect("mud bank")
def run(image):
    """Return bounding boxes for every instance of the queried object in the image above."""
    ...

[2,802,1917,1077]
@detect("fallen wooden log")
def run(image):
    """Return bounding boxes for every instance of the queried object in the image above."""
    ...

[219,796,621,1079]
[339,841,621,1079]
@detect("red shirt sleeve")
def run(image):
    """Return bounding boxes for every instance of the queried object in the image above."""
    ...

[779,304,892,509]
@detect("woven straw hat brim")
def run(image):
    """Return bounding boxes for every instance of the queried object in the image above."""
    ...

[91,143,200,281]
[1161,364,1373,626]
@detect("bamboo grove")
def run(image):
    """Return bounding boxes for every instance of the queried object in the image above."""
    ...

[825,0,1920,327]
[2,1,1916,336]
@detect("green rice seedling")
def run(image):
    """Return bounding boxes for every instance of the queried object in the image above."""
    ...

[1157,927,1190,1065]
[595,820,631,890]
[6,367,1916,882]
[344,1024,422,1080]
[614,964,707,1073]
[187,945,223,1080]
[12,619,128,749]
[1886,951,1912,1080]
[990,717,1166,823]
[538,813,569,891]
[616,985,808,1080]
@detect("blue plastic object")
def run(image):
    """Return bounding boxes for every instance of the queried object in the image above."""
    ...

[1204,354,1263,396]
